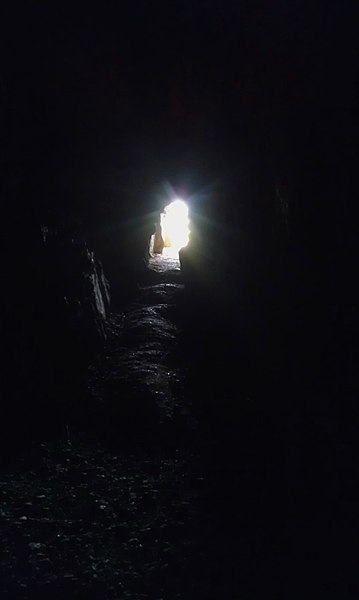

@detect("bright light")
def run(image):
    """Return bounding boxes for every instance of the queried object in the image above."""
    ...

[161,199,189,258]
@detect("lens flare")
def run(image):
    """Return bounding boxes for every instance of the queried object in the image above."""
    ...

[161,199,189,258]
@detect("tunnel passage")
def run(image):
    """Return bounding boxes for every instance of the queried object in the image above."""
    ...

[150,199,190,260]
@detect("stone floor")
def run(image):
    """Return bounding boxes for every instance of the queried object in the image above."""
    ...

[0,256,357,599]
[0,257,208,599]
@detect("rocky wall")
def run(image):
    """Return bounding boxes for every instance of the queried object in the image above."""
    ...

[0,225,111,444]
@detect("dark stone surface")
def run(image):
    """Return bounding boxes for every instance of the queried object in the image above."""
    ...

[1,228,111,445]
[1,258,357,599]
[0,3,357,596]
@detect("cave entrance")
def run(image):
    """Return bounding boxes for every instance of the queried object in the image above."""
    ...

[151,199,190,259]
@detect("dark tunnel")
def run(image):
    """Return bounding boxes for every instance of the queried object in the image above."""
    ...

[0,1,358,598]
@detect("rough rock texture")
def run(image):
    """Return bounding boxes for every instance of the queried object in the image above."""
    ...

[1,255,355,599]
[1,228,111,446]
[86,259,187,445]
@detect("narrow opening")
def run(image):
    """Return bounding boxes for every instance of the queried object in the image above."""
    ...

[150,199,190,259]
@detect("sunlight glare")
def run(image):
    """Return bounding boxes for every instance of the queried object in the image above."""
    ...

[161,199,189,258]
